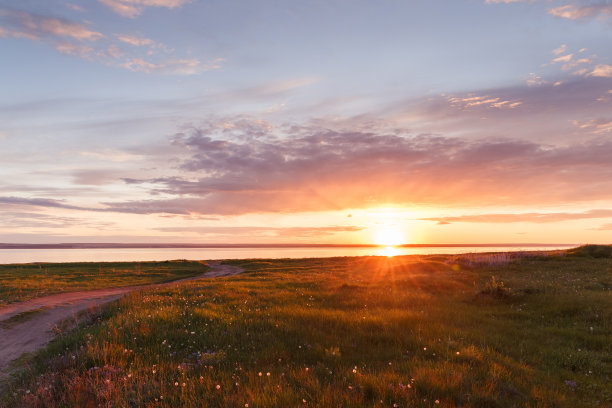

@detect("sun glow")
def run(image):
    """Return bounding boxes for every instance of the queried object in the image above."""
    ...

[372,225,405,247]
[378,246,401,257]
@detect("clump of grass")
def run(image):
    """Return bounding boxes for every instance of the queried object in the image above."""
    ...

[479,275,510,299]
[2,254,611,407]
[567,244,612,258]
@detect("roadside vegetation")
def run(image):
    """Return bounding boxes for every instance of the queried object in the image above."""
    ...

[1,247,611,407]
[0,260,208,307]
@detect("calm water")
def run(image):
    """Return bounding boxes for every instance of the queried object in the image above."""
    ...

[0,245,575,264]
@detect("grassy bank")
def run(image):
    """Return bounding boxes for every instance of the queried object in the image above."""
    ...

[2,251,611,407]
[0,260,208,307]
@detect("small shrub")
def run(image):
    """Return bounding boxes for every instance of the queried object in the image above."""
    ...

[479,275,510,299]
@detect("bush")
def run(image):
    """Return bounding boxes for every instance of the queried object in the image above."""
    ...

[479,275,510,299]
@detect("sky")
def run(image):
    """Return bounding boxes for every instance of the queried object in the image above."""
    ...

[1,0,612,245]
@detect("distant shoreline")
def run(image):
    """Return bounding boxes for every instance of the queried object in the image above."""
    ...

[0,243,576,250]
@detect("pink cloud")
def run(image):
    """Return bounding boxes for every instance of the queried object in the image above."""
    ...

[120,57,218,75]
[98,0,192,18]
[0,8,219,75]
[421,209,612,224]
[573,118,612,134]
[548,3,612,20]
[0,8,103,41]
[55,42,95,58]
[156,226,365,238]
[115,34,154,46]
[591,64,612,77]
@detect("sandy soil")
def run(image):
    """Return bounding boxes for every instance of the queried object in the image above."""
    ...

[0,262,243,380]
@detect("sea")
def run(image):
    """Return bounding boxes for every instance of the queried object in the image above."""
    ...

[0,245,576,264]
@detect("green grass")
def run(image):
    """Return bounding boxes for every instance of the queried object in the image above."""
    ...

[2,252,611,407]
[567,244,612,259]
[0,260,209,307]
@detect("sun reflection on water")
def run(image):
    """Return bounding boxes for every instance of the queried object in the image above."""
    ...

[377,246,400,257]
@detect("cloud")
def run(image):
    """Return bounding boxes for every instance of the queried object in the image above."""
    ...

[0,8,104,41]
[3,73,612,218]
[120,57,219,75]
[487,0,612,23]
[252,77,322,95]
[591,64,612,77]
[553,44,568,55]
[0,196,95,211]
[573,118,612,134]
[420,209,612,224]
[406,75,612,145]
[55,42,95,58]
[548,3,612,20]
[445,94,522,109]
[553,53,573,63]
[98,0,192,18]
[526,72,546,87]
[0,8,219,75]
[548,48,595,73]
[65,3,86,12]
[0,211,111,229]
[593,223,612,230]
[156,226,365,238]
[101,115,612,216]
[115,34,154,46]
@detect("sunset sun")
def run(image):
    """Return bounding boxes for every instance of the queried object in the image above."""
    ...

[372,225,405,247]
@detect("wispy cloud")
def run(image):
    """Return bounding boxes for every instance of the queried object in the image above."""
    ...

[446,94,522,109]
[0,7,104,41]
[120,57,222,74]
[0,7,221,75]
[548,2,612,20]
[548,46,595,74]
[0,196,95,211]
[55,42,95,58]
[65,3,86,12]
[573,118,612,134]
[553,44,568,55]
[98,0,192,18]
[156,226,365,238]
[420,209,612,224]
[487,0,612,23]
[0,211,111,229]
[115,33,154,46]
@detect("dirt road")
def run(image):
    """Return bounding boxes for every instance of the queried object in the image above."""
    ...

[0,262,243,379]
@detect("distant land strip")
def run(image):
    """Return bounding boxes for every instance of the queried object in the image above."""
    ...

[0,243,576,249]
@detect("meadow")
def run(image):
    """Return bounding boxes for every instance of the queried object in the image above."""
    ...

[1,247,611,407]
[0,260,208,307]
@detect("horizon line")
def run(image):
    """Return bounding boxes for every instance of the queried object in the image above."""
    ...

[0,243,579,250]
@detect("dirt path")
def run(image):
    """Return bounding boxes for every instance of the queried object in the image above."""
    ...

[0,262,243,380]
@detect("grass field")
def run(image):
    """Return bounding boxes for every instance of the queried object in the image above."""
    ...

[1,248,611,407]
[0,260,209,307]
